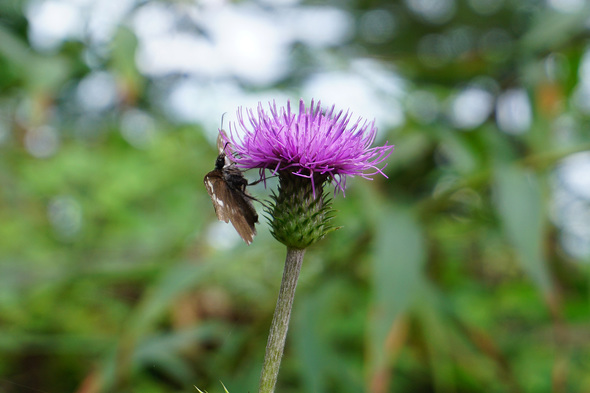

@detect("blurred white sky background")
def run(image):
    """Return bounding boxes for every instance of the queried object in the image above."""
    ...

[25,0,405,139]
[23,0,590,258]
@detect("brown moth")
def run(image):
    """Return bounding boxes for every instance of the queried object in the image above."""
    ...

[203,130,258,245]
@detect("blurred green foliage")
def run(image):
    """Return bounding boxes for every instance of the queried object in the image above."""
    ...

[1,1,590,393]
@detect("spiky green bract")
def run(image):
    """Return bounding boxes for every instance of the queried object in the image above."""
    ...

[265,172,338,249]
[194,382,230,393]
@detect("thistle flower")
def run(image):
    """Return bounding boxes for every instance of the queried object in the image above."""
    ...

[225,99,394,250]
[222,99,394,393]
[227,99,394,196]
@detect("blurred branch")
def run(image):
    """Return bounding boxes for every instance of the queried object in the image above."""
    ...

[417,142,590,216]
[369,315,409,393]
[450,316,523,393]
[521,143,590,169]
[520,6,590,54]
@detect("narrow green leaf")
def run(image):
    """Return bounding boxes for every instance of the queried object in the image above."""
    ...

[494,164,551,293]
[415,281,457,393]
[128,260,221,337]
[293,294,328,393]
[439,130,480,174]
[369,205,425,372]
[520,7,590,53]
[0,24,71,92]
[293,280,365,393]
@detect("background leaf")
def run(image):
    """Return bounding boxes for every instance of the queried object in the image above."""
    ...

[493,163,552,294]
[368,205,425,386]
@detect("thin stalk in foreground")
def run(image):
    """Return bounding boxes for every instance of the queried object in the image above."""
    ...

[259,247,306,393]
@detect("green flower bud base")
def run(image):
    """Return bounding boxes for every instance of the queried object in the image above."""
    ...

[266,172,337,249]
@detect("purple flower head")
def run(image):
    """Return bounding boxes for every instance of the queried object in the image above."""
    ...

[225,99,394,195]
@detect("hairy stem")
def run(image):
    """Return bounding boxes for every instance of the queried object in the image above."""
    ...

[259,247,306,393]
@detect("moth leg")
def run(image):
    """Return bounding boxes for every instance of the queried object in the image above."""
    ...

[248,174,278,187]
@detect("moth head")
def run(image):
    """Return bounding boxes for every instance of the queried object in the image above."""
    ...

[215,152,226,170]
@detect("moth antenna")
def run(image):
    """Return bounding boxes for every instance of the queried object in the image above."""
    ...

[220,112,227,130]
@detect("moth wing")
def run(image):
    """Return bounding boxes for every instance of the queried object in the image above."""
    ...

[204,171,258,245]
[204,172,231,223]
[229,192,258,245]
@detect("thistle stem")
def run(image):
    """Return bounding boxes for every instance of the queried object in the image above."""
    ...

[259,247,306,393]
